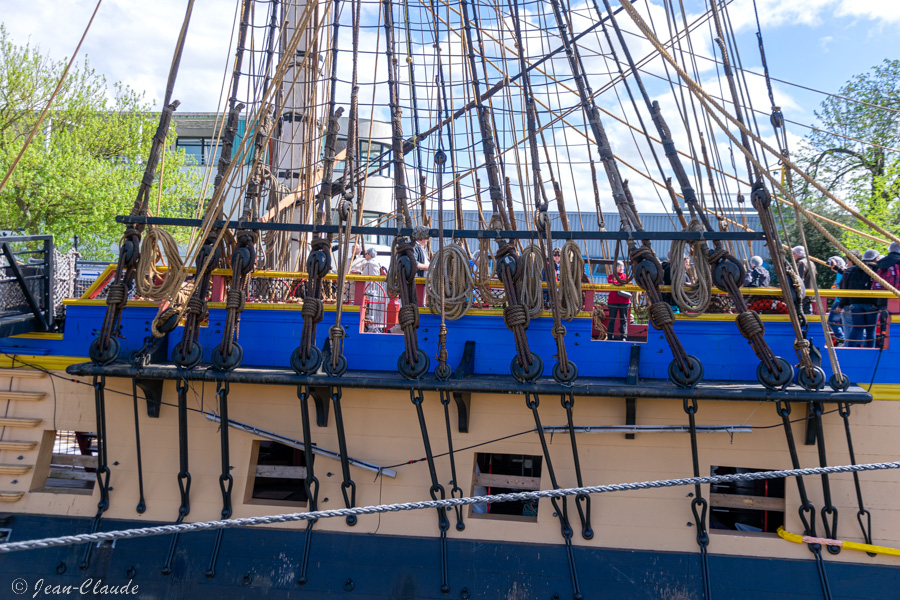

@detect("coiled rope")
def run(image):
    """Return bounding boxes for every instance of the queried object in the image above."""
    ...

[135,227,184,301]
[670,219,712,316]
[517,244,544,319]
[426,243,474,321]
[1,461,896,554]
[558,240,585,321]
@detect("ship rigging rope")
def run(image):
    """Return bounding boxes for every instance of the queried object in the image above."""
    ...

[135,227,184,301]
[669,220,712,316]
[616,0,900,251]
[2,461,898,554]
[156,2,327,327]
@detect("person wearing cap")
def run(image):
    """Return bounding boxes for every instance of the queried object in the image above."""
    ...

[552,248,562,278]
[743,256,770,288]
[607,260,632,341]
[839,249,878,347]
[792,246,816,314]
[826,256,847,344]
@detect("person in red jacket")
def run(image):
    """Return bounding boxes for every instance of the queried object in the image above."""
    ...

[607,260,632,341]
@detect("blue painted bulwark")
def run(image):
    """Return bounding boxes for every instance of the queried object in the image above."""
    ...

[4,304,896,388]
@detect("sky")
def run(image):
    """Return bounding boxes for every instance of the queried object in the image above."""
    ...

[1,0,897,219]
[2,0,896,120]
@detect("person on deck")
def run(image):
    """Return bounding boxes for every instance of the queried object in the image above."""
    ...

[839,249,878,348]
[414,237,430,277]
[826,256,846,345]
[607,260,632,341]
[361,247,380,277]
[348,243,366,274]
[872,242,900,333]
[792,246,816,314]
[361,248,384,332]
[743,256,770,288]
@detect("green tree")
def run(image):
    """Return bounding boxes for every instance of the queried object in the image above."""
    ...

[796,59,900,255]
[0,25,198,259]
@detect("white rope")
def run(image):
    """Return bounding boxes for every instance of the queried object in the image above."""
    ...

[1,461,896,554]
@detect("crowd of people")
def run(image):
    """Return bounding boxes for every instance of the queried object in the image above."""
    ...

[826,242,900,348]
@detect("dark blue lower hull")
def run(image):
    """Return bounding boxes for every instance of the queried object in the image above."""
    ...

[1,514,894,599]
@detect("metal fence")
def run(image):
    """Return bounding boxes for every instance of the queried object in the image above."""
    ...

[0,235,55,334]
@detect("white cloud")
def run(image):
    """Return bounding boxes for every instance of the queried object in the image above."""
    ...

[3,0,236,110]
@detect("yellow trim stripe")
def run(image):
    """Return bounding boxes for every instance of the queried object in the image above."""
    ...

[60,299,811,322]
[0,355,89,371]
[78,264,117,298]
[81,265,896,298]
[10,332,65,340]
[778,526,900,558]
[868,384,900,402]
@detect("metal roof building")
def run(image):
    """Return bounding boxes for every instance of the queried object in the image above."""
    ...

[409,210,769,262]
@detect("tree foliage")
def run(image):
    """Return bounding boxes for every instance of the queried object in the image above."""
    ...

[0,25,198,259]
[797,59,900,255]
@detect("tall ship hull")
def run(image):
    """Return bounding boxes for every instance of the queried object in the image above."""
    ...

[1,0,899,598]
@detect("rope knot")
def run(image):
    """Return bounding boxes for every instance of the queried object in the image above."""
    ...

[186,294,205,316]
[226,289,245,311]
[629,245,655,263]
[794,338,811,351]
[736,310,765,339]
[552,324,567,339]
[301,298,324,323]
[648,302,676,330]
[503,304,529,331]
[329,324,346,340]
[310,237,330,252]
[398,304,420,330]
[105,282,127,306]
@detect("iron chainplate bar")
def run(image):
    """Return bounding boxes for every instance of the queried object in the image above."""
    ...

[561,394,593,540]
[80,375,112,570]
[837,402,875,555]
[526,393,582,600]
[330,387,357,526]
[297,385,320,585]
[116,215,766,241]
[775,401,833,600]
[810,401,840,554]
[206,381,234,578]
[162,379,192,576]
[67,363,873,405]
[130,379,147,514]
[440,390,465,531]
[683,398,711,600]
[411,390,451,594]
